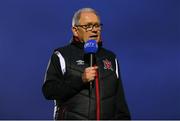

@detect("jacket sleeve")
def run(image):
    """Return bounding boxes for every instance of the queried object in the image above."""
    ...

[114,58,131,119]
[42,51,85,101]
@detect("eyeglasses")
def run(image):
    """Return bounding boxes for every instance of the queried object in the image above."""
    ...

[76,23,103,31]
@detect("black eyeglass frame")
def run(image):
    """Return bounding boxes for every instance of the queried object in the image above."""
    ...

[75,23,103,31]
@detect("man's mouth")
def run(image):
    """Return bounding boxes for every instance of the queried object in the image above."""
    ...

[89,35,98,38]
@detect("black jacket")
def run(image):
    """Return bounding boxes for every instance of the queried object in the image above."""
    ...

[42,39,131,120]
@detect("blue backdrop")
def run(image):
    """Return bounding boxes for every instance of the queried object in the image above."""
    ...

[0,0,179,120]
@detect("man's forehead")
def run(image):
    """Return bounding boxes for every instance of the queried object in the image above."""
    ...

[79,12,100,24]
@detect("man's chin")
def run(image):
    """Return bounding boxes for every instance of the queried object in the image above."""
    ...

[84,37,100,43]
[88,37,100,42]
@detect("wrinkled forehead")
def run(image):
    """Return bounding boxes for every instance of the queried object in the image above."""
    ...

[79,12,100,25]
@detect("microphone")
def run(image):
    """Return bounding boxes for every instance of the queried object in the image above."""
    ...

[84,40,98,87]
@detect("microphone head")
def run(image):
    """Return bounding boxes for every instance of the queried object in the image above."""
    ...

[84,40,98,54]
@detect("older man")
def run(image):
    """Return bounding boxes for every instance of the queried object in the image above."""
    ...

[42,8,131,120]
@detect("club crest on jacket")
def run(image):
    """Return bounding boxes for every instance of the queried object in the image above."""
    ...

[103,59,113,71]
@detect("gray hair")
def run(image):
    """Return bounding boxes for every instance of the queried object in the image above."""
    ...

[72,8,100,27]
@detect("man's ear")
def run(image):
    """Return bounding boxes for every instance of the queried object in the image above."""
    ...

[72,26,78,36]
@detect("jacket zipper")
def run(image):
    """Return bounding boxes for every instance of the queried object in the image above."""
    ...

[95,69,100,120]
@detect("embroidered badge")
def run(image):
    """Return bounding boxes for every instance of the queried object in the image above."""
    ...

[103,59,113,71]
[76,60,84,65]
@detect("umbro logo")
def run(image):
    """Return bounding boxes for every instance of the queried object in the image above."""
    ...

[76,60,84,65]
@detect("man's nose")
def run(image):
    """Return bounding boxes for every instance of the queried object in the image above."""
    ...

[91,27,98,33]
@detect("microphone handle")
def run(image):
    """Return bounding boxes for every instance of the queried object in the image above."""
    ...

[90,54,94,67]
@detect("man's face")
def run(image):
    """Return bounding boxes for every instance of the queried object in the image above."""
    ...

[72,12,102,43]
